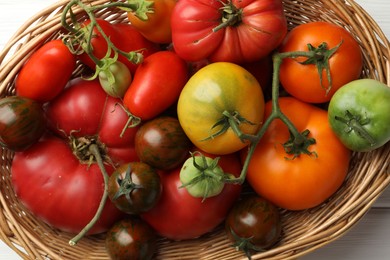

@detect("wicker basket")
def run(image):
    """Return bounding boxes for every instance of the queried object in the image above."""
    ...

[1,0,389,259]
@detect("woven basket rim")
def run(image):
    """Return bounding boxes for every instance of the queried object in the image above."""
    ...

[1,0,390,259]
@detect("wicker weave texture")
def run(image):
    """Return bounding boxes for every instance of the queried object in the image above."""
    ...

[0,0,390,259]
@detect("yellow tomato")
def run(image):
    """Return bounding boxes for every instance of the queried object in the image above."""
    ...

[177,62,265,155]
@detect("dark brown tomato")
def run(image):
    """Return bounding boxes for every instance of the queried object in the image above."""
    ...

[225,195,282,258]
[107,162,162,214]
[0,96,46,151]
[105,217,157,260]
[135,116,192,170]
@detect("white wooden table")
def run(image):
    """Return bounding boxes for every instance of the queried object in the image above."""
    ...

[0,1,389,259]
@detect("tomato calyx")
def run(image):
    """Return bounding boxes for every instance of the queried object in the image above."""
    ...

[298,41,342,94]
[334,110,376,147]
[67,133,113,166]
[202,110,256,142]
[228,228,265,260]
[121,0,155,21]
[213,1,243,32]
[179,152,234,201]
[112,164,144,203]
[283,129,317,159]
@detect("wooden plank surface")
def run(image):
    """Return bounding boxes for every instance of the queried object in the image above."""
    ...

[1,0,389,259]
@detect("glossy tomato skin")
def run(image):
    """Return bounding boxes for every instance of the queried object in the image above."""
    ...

[225,195,282,256]
[105,218,157,260]
[98,60,132,98]
[79,19,160,75]
[141,151,242,240]
[177,62,265,155]
[328,79,390,152]
[171,0,287,63]
[123,51,188,121]
[245,97,351,210]
[0,96,46,151]
[11,135,124,234]
[278,21,363,103]
[15,39,76,103]
[135,116,192,170]
[127,0,176,44]
[107,162,162,214]
[45,77,139,165]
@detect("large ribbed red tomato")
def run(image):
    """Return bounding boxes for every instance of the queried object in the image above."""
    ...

[171,0,287,63]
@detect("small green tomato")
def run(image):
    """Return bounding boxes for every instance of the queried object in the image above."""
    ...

[180,152,233,200]
[98,60,132,98]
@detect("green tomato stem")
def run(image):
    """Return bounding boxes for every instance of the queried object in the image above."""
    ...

[61,0,144,68]
[69,144,109,246]
[226,45,339,184]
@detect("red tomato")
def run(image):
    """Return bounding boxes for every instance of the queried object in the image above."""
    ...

[141,151,242,240]
[244,97,351,210]
[127,0,177,44]
[15,39,76,103]
[171,0,287,63]
[123,51,188,121]
[45,77,139,165]
[278,21,363,103]
[78,19,160,75]
[11,135,124,234]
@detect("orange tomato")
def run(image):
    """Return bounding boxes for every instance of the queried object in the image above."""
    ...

[278,21,363,103]
[127,0,176,44]
[244,97,351,210]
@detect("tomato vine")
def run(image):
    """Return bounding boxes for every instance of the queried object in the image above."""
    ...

[225,42,342,185]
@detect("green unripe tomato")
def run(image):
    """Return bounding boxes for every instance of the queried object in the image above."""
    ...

[180,153,231,200]
[98,60,132,98]
[328,79,390,152]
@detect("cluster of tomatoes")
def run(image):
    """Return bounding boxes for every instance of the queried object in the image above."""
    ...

[1,0,390,259]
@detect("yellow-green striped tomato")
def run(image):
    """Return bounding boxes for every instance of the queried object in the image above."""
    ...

[177,62,265,155]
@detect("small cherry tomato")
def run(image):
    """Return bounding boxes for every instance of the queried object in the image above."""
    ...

[98,60,132,98]
[0,96,46,151]
[180,152,234,200]
[105,217,157,260]
[135,116,192,170]
[225,195,282,258]
[107,162,162,214]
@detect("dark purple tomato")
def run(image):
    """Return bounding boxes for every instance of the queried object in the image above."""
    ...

[135,116,192,170]
[0,96,46,151]
[107,162,162,214]
[105,217,157,260]
[225,195,282,258]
